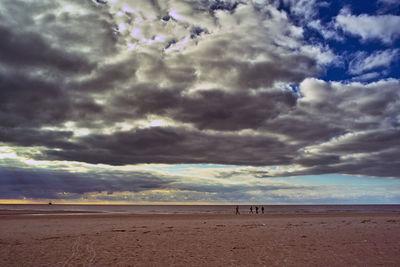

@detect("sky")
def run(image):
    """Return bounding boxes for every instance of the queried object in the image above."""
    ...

[0,0,400,204]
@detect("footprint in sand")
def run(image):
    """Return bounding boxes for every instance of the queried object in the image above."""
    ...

[62,237,96,267]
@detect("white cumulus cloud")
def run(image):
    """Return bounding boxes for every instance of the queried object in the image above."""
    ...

[336,8,400,43]
[349,49,399,75]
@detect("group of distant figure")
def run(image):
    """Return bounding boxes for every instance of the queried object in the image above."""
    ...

[235,205,264,215]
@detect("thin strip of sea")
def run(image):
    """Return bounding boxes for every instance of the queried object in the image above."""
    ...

[1,204,400,215]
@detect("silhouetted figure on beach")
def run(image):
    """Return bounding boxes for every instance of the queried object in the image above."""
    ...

[249,206,253,214]
[255,206,259,214]
[235,205,240,215]
[261,206,264,214]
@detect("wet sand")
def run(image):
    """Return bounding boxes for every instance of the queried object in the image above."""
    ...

[1,211,399,266]
[0,210,101,215]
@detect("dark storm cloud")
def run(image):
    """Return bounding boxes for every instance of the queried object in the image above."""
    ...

[40,127,297,166]
[285,129,400,178]
[0,72,71,128]
[294,154,341,167]
[0,0,115,129]
[0,26,95,73]
[274,153,400,179]
[0,70,104,131]
[315,129,400,154]
[0,128,75,149]
[263,115,345,143]
[68,59,139,93]
[110,86,296,131]
[0,167,173,199]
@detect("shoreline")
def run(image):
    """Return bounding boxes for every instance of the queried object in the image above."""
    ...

[2,204,399,218]
[0,210,400,220]
[1,207,399,217]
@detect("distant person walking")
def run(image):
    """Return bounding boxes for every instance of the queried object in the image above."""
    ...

[261,206,264,214]
[249,206,253,214]
[235,205,240,215]
[255,206,259,214]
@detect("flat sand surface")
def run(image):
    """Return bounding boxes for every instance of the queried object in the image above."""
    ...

[1,212,399,266]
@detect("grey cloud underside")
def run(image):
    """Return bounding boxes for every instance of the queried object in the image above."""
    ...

[1,0,400,180]
[0,168,172,199]
[0,26,95,73]
[0,166,316,200]
[111,86,297,131]
[0,72,103,128]
[41,127,297,166]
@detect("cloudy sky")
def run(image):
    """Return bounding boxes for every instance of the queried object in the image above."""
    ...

[1,0,400,204]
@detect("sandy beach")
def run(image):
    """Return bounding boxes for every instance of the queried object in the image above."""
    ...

[1,211,399,266]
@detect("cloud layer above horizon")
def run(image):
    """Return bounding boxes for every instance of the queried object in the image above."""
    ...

[1,0,399,203]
